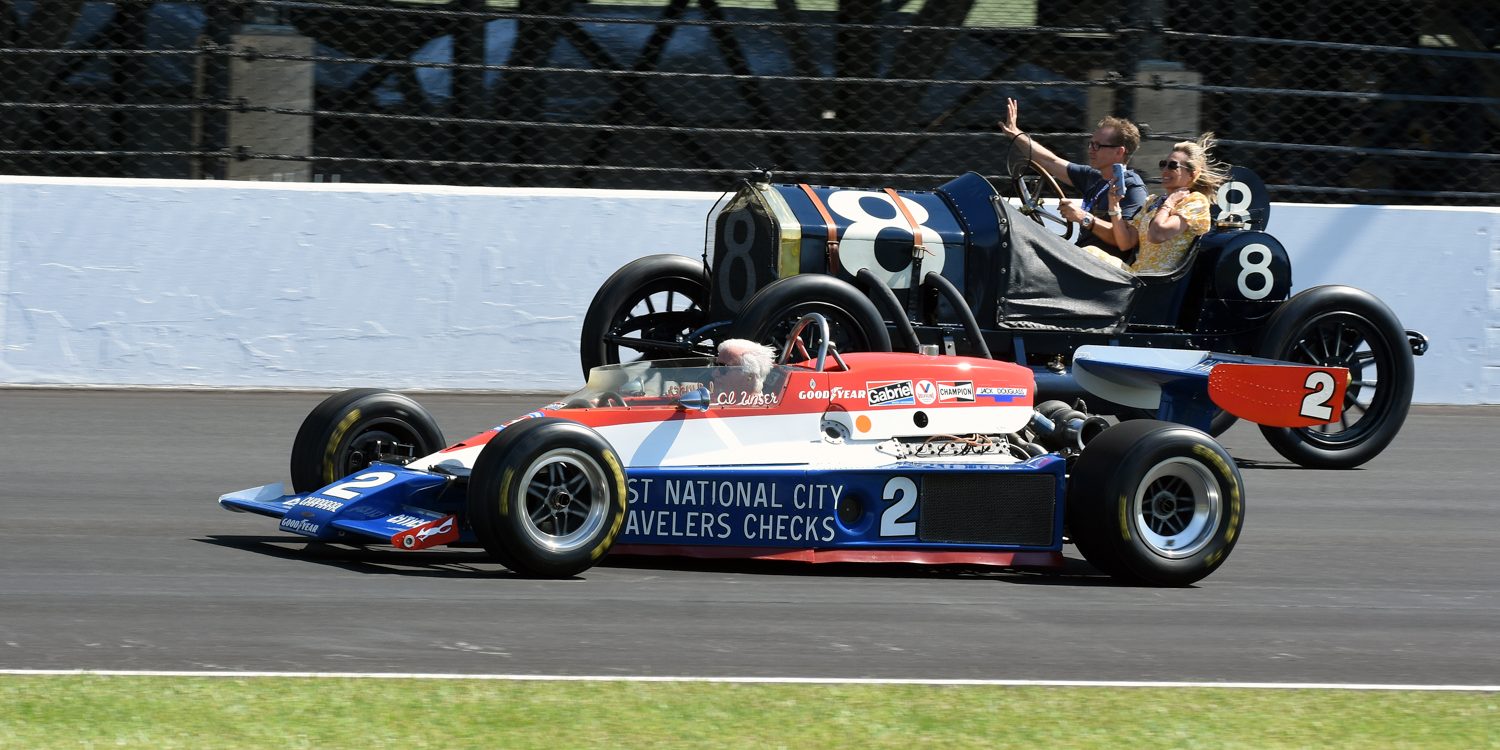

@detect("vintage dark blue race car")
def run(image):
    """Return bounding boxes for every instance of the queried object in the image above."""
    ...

[580,166,1427,469]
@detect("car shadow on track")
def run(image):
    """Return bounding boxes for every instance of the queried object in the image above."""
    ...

[600,554,1134,587]
[1232,456,1365,471]
[201,536,1171,588]
[199,535,533,579]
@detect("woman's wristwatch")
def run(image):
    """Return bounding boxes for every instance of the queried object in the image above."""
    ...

[1108,206,1122,217]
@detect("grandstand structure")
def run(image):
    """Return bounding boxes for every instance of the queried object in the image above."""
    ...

[1,0,1495,203]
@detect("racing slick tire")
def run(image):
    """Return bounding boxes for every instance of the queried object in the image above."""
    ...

[467,418,627,578]
[1067,420,1245,587]
[732,275,892,357]
[580,253,710,376]
[289,389,446,494]
[1255,285,1414,469]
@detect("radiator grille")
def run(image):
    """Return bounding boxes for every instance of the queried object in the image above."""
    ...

[917,474,1056,546]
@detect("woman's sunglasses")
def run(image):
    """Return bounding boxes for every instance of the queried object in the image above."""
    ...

[1158,159,1186,171]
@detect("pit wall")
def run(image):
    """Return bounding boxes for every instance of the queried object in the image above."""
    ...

[0,176,1494,403]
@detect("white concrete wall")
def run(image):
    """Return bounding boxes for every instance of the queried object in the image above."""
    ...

[0,176,1494,402]
[1268,204,1499,405]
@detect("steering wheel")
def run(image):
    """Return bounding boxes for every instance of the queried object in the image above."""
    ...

[597,391,627,407]
[1013,160,1076,231]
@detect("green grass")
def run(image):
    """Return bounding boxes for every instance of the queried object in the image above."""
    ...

[1,677,1496,749]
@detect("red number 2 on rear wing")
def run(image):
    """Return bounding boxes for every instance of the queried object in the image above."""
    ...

[1208,364,1351,428]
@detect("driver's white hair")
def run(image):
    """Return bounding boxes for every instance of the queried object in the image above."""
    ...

[716,338,775,382]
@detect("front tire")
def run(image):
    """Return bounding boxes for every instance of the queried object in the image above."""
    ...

[1068,420,1245,586]
[289,389,445,493]
[580,254,710,376]
[467,418,627,578]
[1256,285,1414,469]
[732,275,891,356]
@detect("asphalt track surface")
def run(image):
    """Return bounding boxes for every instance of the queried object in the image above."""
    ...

[2,390,1496,686]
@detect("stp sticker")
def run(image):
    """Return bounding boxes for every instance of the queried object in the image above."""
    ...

[914,380,937,405]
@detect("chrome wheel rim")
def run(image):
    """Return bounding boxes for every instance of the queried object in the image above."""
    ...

[1132,457,1222,559]
[518,448,611,553]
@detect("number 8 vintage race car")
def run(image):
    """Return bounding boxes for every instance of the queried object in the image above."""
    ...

[221,315,1347,586]
[580,166,1427,469]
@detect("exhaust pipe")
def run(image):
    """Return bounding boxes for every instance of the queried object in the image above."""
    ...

[1030,400,1110,452]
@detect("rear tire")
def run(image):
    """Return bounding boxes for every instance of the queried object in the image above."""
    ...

[467,418,627,578]
[732,275,891,356]
[580,254,710,376]
[1068,420,1245,586]
[289,389,445,493]
[1256,285,1414,469]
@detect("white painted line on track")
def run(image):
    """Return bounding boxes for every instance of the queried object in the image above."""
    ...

[2,670,1496,691]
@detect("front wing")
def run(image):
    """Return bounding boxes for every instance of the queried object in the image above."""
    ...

[219,464,466,550]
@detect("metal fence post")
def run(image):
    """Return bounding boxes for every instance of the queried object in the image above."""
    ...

[196,0,236,179]
[453,0,486,185]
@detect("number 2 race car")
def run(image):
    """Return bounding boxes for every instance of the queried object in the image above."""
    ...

[580,166,1427,469]
[221,315,1348,586]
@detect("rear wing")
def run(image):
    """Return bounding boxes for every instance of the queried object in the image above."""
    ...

[1072,345,1349,431]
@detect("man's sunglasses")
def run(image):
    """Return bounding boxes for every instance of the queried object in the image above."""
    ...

[1159,159,1187,171]
[1088,141,1122,150]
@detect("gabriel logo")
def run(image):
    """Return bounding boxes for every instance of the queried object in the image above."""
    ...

[867,380,915,407]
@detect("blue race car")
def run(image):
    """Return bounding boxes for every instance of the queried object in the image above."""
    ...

[224,315,1347,585]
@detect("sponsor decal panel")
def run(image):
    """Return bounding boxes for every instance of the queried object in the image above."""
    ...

[937,380,975,403]
[977,386,1028,404]
[914,380,937,405]
[867,380,915,407]
[622,477,847,545]
[797,385,867,401]
[298,496,345,513]
[393,515,459,550]
[386,514,432,530]
[279,518,321,535]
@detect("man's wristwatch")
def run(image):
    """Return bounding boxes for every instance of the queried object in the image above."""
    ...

[1081,214,1095,229]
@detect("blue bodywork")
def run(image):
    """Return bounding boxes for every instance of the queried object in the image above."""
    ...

[220,464,466,544]
[222,455,1070,554]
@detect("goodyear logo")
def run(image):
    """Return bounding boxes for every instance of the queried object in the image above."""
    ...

[867,380,915,407]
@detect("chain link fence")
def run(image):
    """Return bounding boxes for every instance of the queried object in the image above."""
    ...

[2,0,1496,203]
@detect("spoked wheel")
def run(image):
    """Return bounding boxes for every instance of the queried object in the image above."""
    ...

[1256,286,1414,469]
[732,275,891,359]
[580,254,710,376]
[467,418,627,578]
[289,389,446,493]
[1068,420,1245,586]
